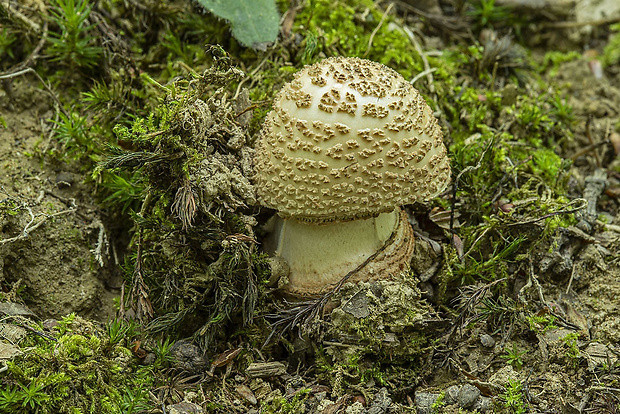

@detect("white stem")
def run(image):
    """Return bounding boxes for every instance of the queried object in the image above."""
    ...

[267,208,401,294]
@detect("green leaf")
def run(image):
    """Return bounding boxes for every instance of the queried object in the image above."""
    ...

[196,0,280,50]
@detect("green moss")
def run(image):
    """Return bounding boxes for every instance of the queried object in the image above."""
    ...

[602,23,620,67]
[261,388,311,413]
[0,315,153,413]
[539,50,581,76]
[562,332,581,369]
[291,0,422,77]
[499,379,527,414]
[526,313,557,334]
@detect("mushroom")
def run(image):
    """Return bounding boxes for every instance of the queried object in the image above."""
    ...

[253,57,450,296]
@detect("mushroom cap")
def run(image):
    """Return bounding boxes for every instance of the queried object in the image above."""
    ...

[254,57,450,222]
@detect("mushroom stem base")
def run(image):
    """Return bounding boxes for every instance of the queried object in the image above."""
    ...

[267,208,415,296]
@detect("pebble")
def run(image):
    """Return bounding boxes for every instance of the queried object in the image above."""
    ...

[480,333,495,348]
[169,340,208,374]
[166,402,203,414]
[457,384,481,409]
[474,396,493,412]
[414,391,440,414]
[345,402,365,414]
[444,385,461,404]
[367,388,392,414]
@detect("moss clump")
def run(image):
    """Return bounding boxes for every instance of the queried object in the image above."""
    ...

[98,49,269,348]
[0,314,154,413]
[316,276,435,394]
[602,23,620,67]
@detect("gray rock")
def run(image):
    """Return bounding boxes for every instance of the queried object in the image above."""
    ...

[167,402,203,414]
[170,340,208,374]
[415,391,440,414]
[346,402,366,414]
[457,384,480,409]
[341,289,370,318]
[474,396,493,413]
[368,387,392,414]
[480,334,495,348]
[444,385,461,404]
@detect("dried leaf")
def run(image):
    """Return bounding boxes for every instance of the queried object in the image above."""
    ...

[0,302,37,318]
[429,207,460,230]
[0,340,22,360]
[209,348,242,374]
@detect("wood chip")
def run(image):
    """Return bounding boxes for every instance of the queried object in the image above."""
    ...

[246,361,287,378]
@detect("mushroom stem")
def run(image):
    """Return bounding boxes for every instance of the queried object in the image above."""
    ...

[266,208,414,295]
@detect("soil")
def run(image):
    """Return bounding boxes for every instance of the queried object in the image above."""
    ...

[0,81,118,321]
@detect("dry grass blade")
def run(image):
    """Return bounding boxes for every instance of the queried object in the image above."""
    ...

[449,277,507,340]
[171,181,197,230]
[130,232,154,320]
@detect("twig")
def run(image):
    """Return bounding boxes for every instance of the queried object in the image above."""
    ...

[528,260,546,304]
[542,16,620,29]
[6,22,48,74]
[13,321,57,342]
[0,315,57,342]
[0,67,67,117]
[596,220,620,234]
[505,198,587,227]
[363,3,394,58]
[585,116,601,167]
[0,0,42,32]
[402,26,435,93]
[462,227,492,259]
[570,140,610,161]
[0,196,77,246]
[410,67,437,86]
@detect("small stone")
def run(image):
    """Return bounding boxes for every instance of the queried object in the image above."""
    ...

[457,384,481,409]
[315,391,327,402]
[345,402,365,414]
[0,324,26,343]
[341,289,370,319]
[55,171,75,188]
[585,342,618,370]
[414,391,440,414]
[166,402,203,414]
[474,395,493,413]
[267,257,289,288]
[141,352,156,366]
[368,388,392,414]
[236,384,257,405]
[42,319,59,331]
[480,334,495,348]
[444,385,461,404]
[170,340,208,374]
[0,341,22,360]
[0,302,37,318]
